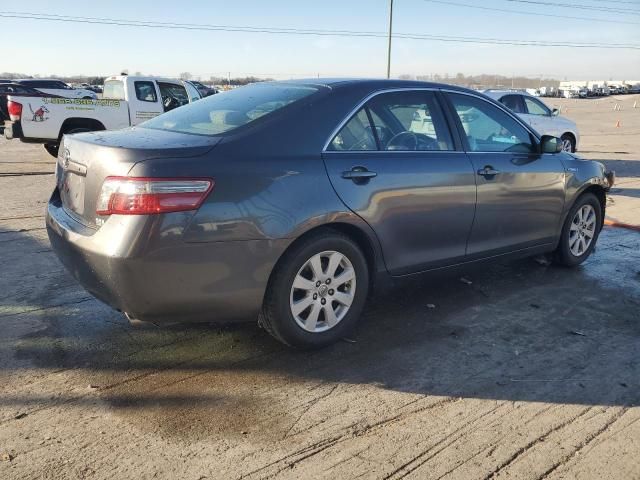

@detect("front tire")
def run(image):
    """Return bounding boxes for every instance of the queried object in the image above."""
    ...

[261,230,369,349]
[554,193,602,267]
[44,143,59,158]
[561,134,575,153]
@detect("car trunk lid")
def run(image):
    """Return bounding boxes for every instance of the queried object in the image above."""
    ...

[57,127,219,228]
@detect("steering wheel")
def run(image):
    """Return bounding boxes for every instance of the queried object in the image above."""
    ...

[163,96,179,111]
[415,133,440,150]
[386,131,418,151]
[386,131,440,151]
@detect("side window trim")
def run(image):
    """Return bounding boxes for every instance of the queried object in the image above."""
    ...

[363,106,381,150]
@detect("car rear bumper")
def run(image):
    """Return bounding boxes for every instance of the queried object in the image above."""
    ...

[3,120,22,140]
[46,191,289,324]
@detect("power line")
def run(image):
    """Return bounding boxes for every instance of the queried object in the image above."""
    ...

[503,0,640,15]
[0,11,639,49]
[422,0,640,24]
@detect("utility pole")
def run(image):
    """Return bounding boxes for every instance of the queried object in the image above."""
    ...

[386,0,394,79]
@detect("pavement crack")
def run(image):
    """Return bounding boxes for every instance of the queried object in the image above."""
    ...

[535,407,630,480]
[0,297,94,319]
[282,384,339,439]
[382,403,508,480]
[482,406,593,480]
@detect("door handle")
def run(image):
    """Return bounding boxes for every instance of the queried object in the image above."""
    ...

[342,167,377,181]
[477,166,500,177]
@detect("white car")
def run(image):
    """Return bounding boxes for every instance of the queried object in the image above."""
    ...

[483,90,580,152]
[16,79,97,100]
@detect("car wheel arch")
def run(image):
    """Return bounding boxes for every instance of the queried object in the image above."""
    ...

[58,118,106,141]
[561,185,607,234]
[265,221,384,301]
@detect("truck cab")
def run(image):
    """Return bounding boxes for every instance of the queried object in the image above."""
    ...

[102,75,202,125]
[4,75,202,157]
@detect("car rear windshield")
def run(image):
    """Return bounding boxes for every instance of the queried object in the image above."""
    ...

[103,80,125,100]
[141,83,318,136]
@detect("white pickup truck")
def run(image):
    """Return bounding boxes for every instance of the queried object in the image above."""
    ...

[3,75,202,157]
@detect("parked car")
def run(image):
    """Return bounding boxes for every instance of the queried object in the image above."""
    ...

[4,75,201,157]
[15,79,97,100]
[189,80,217,97]
[46,79,611,348]
[483,90,580,152]
[0,83,62,133]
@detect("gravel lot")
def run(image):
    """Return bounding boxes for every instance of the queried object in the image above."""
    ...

[1,95,639,480]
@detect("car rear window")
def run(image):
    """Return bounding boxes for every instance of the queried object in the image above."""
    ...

[103,80,125,100]
[141,83,318,136]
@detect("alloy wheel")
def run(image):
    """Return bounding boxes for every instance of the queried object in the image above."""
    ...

[569,204,596,257]
[289,250,356,333]
[562,138,573,152]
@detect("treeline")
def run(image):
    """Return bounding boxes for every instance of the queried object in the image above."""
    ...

[399,73,560,89]
[3,71,559,89]
[1,72,107,85]
[206,76,273,86]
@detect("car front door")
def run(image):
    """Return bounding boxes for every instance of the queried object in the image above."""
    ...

[322,90,477,275]
[522,95,557,137]
[444,91,566,257]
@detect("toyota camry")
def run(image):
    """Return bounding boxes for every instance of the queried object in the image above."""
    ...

[47,79,611,348]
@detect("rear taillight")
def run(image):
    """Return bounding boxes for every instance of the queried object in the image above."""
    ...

[8,100,22,121]
[96,177,213,215]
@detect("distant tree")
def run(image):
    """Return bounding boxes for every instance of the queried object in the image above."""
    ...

[179,72,192,80]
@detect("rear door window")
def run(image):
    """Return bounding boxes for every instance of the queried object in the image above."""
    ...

[328,109,377,151]
[367,91,453,151]
[499,95,526,114]
[134,81,158,102]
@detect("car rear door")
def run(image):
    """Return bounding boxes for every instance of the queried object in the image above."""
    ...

[443,91,566,257]
[322,89,477,275]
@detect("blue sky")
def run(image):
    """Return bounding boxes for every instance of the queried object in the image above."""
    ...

[2,0,639,80]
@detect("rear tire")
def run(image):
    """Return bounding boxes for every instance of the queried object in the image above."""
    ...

[261,230,369,349]
[554,193,602,267]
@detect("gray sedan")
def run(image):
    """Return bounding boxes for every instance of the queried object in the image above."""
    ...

[47,79,611,348]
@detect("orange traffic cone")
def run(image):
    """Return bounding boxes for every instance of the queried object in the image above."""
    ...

[615,120,621,128]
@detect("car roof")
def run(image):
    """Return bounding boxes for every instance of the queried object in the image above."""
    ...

[272,77,476,94]
[482,89,537,100]
[17,78,63,82]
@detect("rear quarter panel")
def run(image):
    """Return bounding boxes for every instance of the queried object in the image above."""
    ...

[126,86,388,274]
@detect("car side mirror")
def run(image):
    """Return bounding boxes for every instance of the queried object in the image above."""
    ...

[551,108,559,117]
[541,135,563,153]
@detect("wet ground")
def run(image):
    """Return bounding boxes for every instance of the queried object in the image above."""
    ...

[1,114,640,479]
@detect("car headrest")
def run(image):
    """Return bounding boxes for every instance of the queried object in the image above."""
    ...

[224,111,248,126]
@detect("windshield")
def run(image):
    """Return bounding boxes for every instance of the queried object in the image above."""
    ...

[141,83,318,136]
